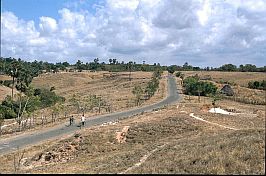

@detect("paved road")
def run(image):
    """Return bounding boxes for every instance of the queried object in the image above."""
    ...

[0,75,179,155]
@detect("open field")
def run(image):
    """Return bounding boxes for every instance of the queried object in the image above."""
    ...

[0,75,264,174]
[32,71,167,110]
[181,71,265,105]
[181,71,266,87]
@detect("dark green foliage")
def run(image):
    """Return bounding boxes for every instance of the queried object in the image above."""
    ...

[248,80,266,90]
[37,88,65,108]
[0,105,16,119]
[183,76,217,96]
[0,88,65,119]
[218,64,237,71]
[34,88,42,96]
[239,64,257,72]
[50,86,56,91]
[145,77,159,98]
[144,70,161,98]
[175,71,182,77]
[167,65,176,74]
[2,80,13,87]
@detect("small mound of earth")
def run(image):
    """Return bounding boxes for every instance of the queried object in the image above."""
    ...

[116,126,130,143]
[22,133,83,169]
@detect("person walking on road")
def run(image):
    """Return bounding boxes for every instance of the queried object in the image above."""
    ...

[69,115,74,126]
[81,115,85,127]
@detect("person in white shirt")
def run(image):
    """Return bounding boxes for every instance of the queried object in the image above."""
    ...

[81,115,85,127]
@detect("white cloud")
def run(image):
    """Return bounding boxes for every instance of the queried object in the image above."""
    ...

[1,0,266,66]
[39,16,57,35]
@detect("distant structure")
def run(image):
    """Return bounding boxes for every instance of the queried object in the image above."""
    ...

[220,85,234,96]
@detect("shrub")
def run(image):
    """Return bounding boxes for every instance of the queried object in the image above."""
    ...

[0,105,16,119]
[248,80,266,90]
[175,71,182,77]
[37,88,65,108]
[2,80,13,87]
[183,76,217,96]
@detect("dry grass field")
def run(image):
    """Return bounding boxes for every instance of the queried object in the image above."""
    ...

[181,71,265,105]
[182,71,265,87]
[0,75,264,174]
[0,85,21,102]
[0,75,21,102]
[32,71,167,110]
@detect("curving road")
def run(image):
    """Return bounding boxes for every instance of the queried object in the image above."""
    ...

[0,74,179,155]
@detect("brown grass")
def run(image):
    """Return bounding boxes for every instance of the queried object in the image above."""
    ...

[180,71,266,105]
[181,71,265,87]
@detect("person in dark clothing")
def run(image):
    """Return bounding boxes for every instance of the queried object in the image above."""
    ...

[69,115,74,126]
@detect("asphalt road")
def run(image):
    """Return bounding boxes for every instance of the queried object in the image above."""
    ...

[0,74,179,155]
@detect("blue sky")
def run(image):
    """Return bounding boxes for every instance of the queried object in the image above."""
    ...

[1,0,67,22]
[1,0,99,22]
[1,0,266,67]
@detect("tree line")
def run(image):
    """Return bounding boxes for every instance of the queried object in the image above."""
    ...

[1,58,265,76]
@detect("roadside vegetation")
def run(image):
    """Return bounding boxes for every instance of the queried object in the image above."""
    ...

[132,69,162,106]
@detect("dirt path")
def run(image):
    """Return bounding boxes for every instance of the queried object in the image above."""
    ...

[189,113,239,130]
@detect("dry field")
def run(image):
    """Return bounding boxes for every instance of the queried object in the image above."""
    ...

[32,71,167,110]
[0,85,21,102]
[0,76,264,174]
[182,71,266,87]
[0,71,167,138]
[181,71,265,105]
[0,75,21,101]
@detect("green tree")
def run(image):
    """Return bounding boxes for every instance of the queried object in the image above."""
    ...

[132,85,143,106]
[183,76,217,96]
[75,60,83,72]
[219,64,237,71]
[167,65,176,74]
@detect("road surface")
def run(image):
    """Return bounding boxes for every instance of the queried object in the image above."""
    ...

[0,75,179,155]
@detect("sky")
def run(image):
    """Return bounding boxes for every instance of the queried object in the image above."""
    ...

[1,0,266,67]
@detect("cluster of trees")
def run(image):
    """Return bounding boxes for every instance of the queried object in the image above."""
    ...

[248,80,266,90]
[132,69,162,106]
[69,94,111,115]
[167,62,201,73]
[0,87,65,120]
[74,59,166,72]
[0,59,67,132]
[0,86,65,133]
[182,75,218,102]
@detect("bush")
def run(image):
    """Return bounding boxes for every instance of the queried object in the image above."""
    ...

[38,88,65,108]
[0,105,16,119]
[2,80,13,87]
[175,71,182,77]
[183,76,217,96]
[248,80,266,90]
